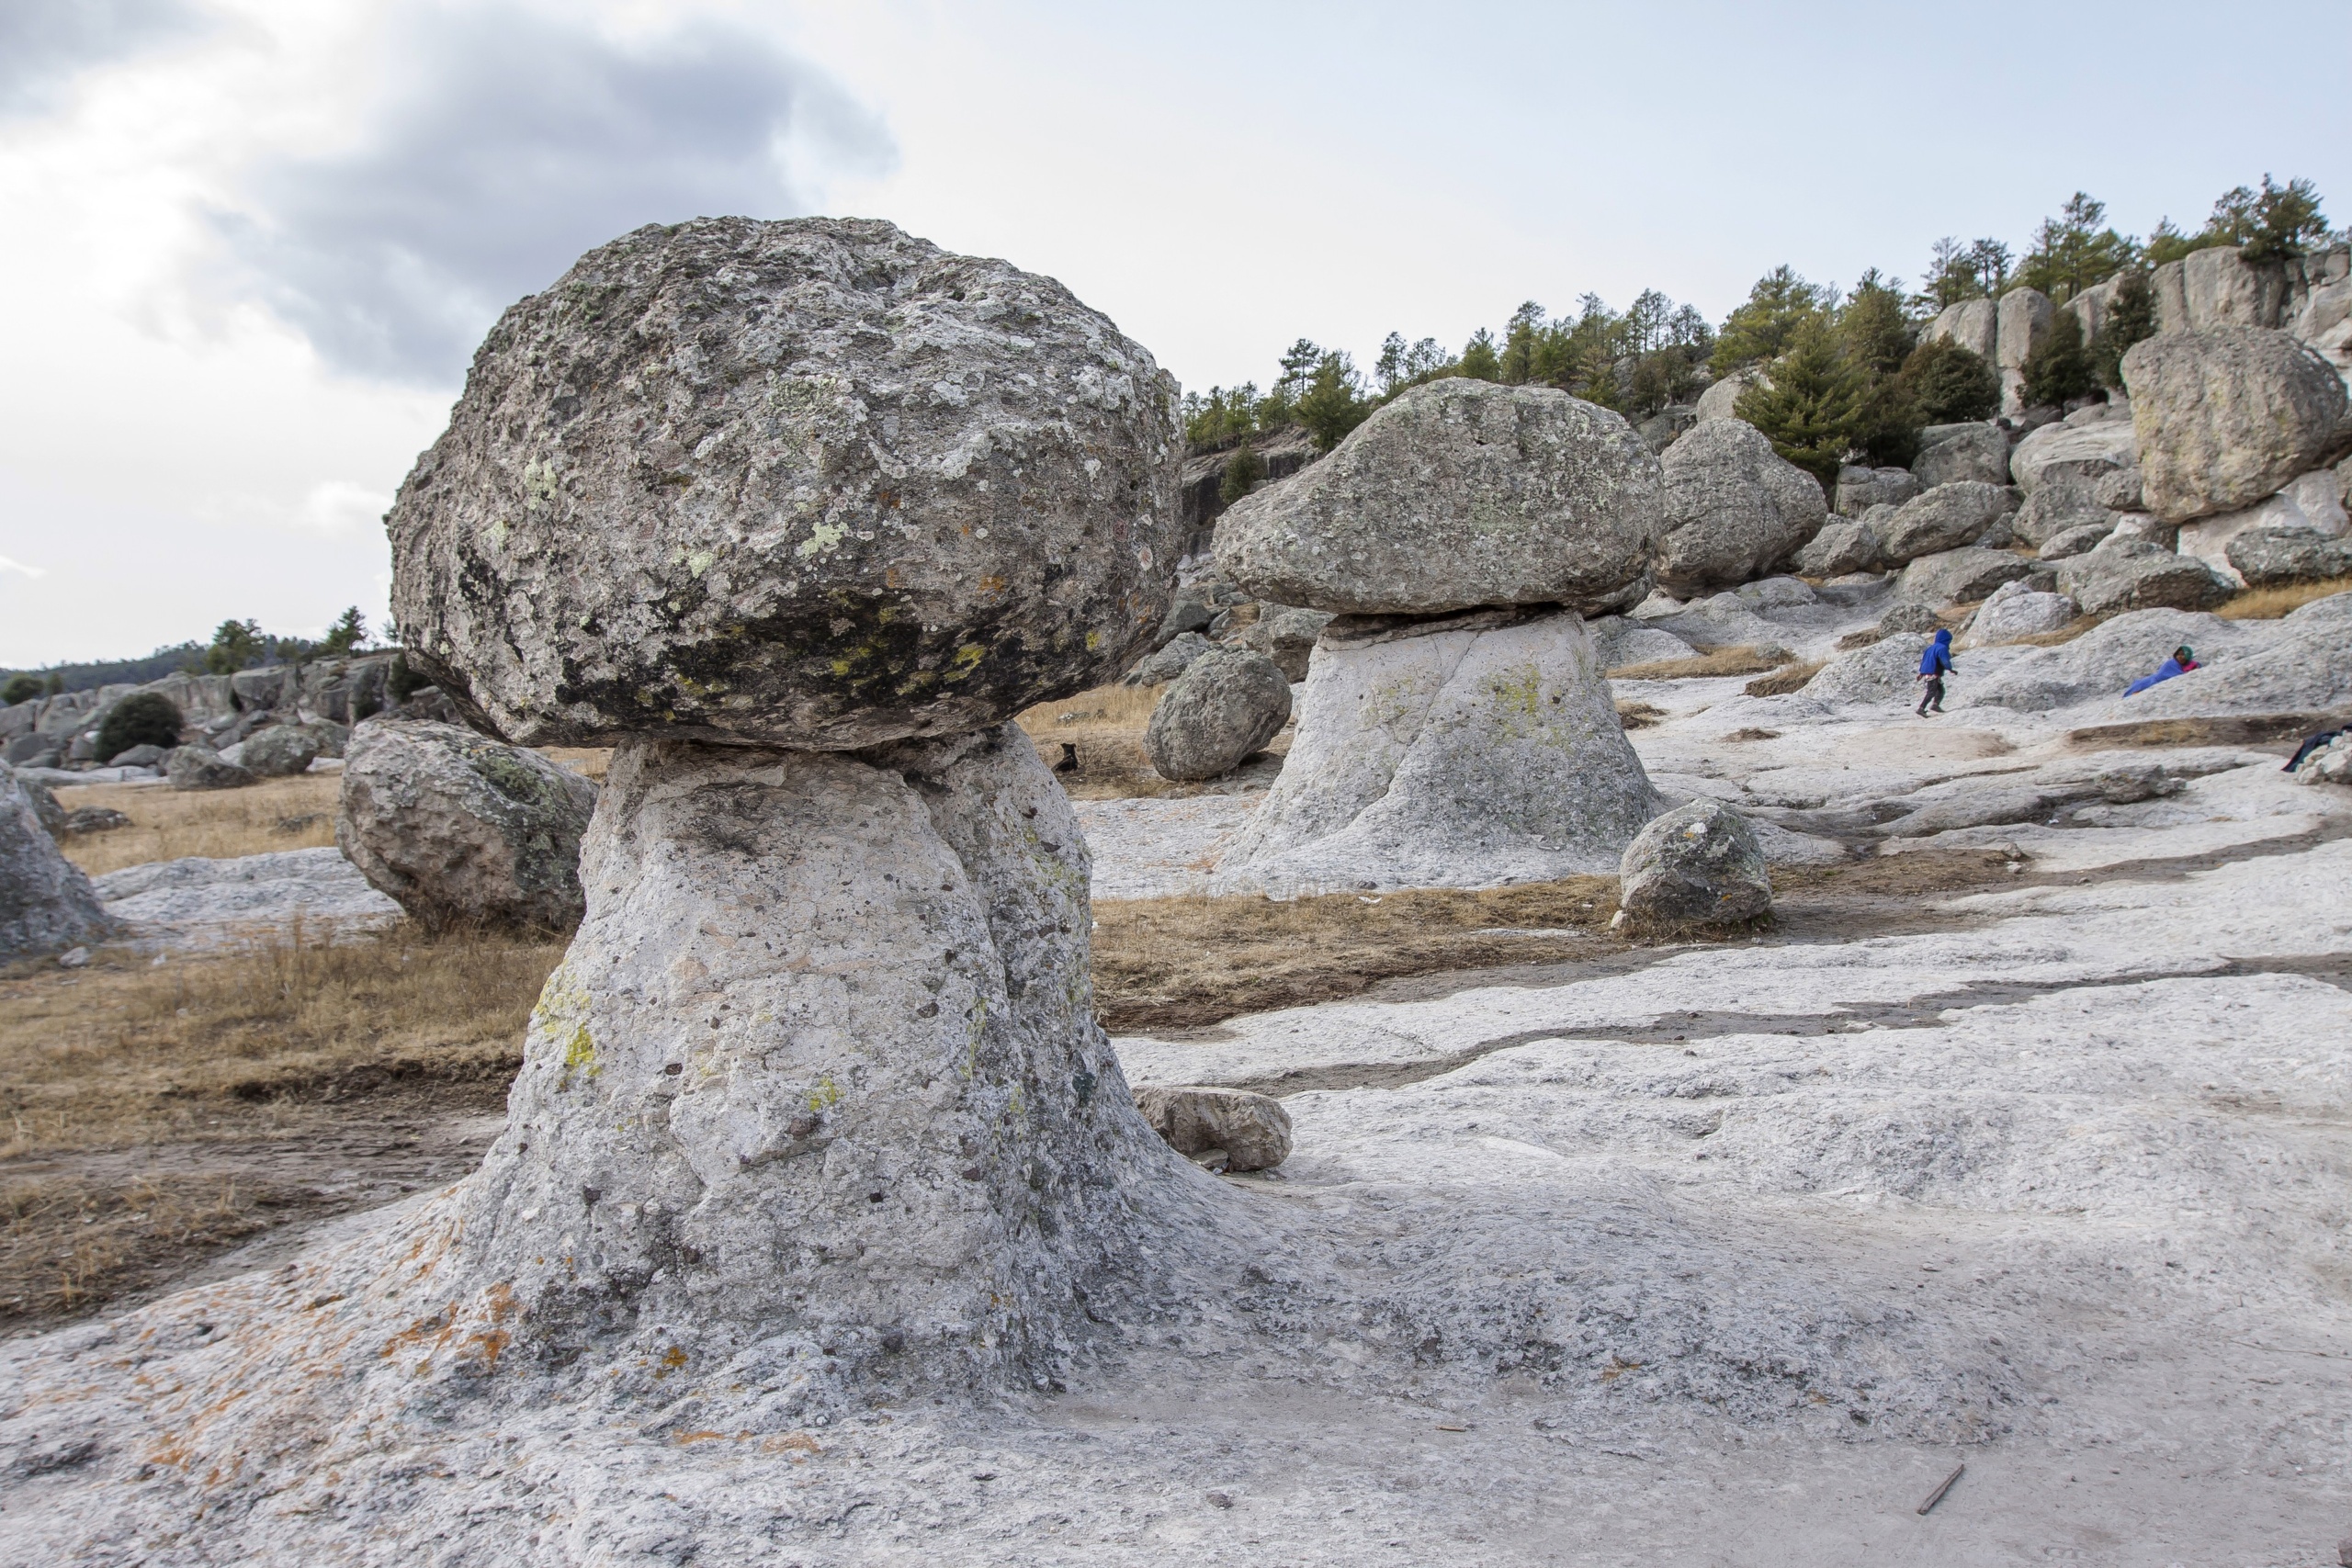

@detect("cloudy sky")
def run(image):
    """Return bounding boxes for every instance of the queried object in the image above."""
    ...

[2,0,2346,668]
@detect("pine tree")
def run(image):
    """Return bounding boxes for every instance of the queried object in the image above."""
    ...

[1712,265,1832,375]
[322,606,368,655]
[1735,325,1863,489]
[1456,329,1502,381]
[2019,309,2098,410]
[1219,442,1265,505]
[1296,352,1372,453]
[2089,268,2157,388]
[2018,193,2141,302]
[1898,338,2000,424]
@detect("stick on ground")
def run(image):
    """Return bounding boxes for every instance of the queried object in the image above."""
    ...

[1917,1461,1965,1516]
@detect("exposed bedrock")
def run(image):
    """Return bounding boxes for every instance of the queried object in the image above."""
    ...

[1211,608,1665,895]
[389,217,1187,750]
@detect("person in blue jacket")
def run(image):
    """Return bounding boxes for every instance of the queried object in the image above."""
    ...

[2123,645,2199,696]
[1915,627,1954,716]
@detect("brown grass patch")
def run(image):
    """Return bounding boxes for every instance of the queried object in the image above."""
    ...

[2215,579,2352,620]
[0,925,561,1158]
[2064,711,2348,750]
[1993,616,2102,648]
[1615,700,1665,730]
[2,1171,297,1325]
[541,747,613,782]
[1609,645,1784,682]
[1091,877,1626,1032]
[1726,728,1781,742]
[1014,682,1164,740]
[0,924,560,1329]
[52,773,343,875]
[1743,660,1825,697]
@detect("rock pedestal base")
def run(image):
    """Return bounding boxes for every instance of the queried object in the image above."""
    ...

[1211,608,1664,895]
[447,725,1193,1391]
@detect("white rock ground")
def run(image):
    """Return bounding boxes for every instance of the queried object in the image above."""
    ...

[6,585,2352,1566]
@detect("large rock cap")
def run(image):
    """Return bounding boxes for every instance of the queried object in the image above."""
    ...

[2122,327,2348,525]
[1212,378,1659,616]
[390,217,1184,750]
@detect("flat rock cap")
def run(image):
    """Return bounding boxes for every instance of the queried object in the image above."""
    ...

[1211,378,1660,616]
[390,216,1184,749]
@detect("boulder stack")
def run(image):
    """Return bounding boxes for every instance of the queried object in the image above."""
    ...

[1212,378,1666,895]
[104,218,1209,1448]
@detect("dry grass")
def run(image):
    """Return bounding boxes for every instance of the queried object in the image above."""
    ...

[1013,682,1164,741]
[1609,645,1785,682]
[1743,660,1825,697]
[2,1171,293,1325]
[0,925,561,1158]
[1614,700,1666,731]
[541,747,614,782]
[1992,616,2103,648]
[52,773,343,875]
[1091,876,1625,1032]
[2215,578,2352,620]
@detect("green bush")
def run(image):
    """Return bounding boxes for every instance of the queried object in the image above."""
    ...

[2,673,41,706]
[2090,269,2156,388]
[96,693,183,759]
[1295,353,1372,452]
[1219,442,1265,505]
[2019,309,2099,410]
[1897,338,2000,424]
[1735,326,1862,490]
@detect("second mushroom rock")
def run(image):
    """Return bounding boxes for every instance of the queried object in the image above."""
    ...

[1210,378,1667,895]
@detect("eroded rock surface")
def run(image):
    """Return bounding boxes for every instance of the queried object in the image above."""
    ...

[390,217,1186,750]
[1145,649,1292,782]
[1655,417,1826,592]
[2124,326,2348,524]
[1617,798,1770,929]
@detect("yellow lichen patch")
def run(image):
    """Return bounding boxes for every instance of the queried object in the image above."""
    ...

[807,1074,842,1113]
[522,458,559,513]
[796,518,850,558]
[978,573,1007,597]
[943,643,987,682]
[561,1024,597,1085]
[655,1345,689,1378]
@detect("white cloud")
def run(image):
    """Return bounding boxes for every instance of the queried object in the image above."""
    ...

[301,479,394,534]
[205,4,896,383]
[0,555,49,579]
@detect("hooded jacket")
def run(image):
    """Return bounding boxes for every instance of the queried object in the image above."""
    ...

[1917,629,1954,679]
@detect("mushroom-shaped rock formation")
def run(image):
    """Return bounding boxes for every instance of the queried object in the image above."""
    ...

[392,217,1187,750]
[39,221,1221,1512]
[1209,378,1665,893]
[1211,378,1661,618]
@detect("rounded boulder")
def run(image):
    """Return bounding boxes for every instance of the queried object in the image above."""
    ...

[2122,327,2348,524]
[1145,649,1292,782]
[337,719,601,932]
[1211,378,1659,616]
[1617,799,1770,929]
[1655,418,1827,593]
[390,217,1185,750]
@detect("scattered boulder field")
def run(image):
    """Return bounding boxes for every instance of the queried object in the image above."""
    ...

[6,234,2352,1563]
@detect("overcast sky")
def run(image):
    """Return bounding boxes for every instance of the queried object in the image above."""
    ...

[2,0,2346,667]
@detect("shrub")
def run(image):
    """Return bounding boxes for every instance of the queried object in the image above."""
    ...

[2,674,41,706]
[1295,352,1372,453]
[2019,309,2099,409]
[1219,442,1265,506]
[1898,338,2000,423]
[1735,326,1862,489]
[2090,268,2156,388]
[96,693,183,759]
